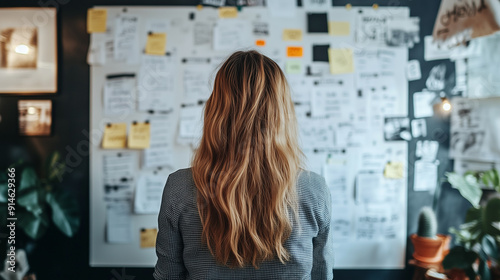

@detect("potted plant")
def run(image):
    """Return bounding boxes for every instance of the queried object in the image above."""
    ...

[412,206,451,263]
[0,152,80,280]
[442,168,500,280]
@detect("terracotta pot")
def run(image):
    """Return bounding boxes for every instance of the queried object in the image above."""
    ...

[411,234,451,263]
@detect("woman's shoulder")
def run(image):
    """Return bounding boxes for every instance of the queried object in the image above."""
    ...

[163,168,196,202]
[297,169,330,202]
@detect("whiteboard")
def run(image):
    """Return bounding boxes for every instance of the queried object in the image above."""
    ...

[90,5,410,268]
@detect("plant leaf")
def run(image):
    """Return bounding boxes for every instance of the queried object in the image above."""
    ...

[466,207,481,223]
[19,167,38,191]
[446,172,482,208]
[483,198,500,236]
[482,234,499,260]
[442,246,478,270]
[17,209,49,240]
[479,258,491,280]
[46,191,80,237]
[45,151,65,182]
[492,169,499,187]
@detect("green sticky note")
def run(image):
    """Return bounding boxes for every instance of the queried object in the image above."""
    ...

[286,60,301,74]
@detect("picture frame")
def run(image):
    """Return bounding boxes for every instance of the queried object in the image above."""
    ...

[0,8,58,94]
[18,99,53,136]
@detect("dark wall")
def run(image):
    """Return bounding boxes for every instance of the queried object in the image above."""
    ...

[0,0,471,279]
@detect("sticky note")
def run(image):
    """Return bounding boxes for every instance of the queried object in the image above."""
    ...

[218,7,238,18]
[140,228,158,248]
[287,46,303,57]
[87,9,107,33]
[286,61,301,74]
[328,48,354,75]
[145,33,167,55]
[255,39,266,47]
[329,21,350,36]
[384,162,404,179]
[128,122,151,149]
[102,123,127,149]
[283,29,303,41]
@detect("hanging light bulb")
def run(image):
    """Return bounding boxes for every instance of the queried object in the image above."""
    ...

[441,97,451,112]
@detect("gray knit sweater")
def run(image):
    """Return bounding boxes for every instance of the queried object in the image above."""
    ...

[153,168,334,280]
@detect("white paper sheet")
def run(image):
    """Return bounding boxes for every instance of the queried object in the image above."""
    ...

[134,174,166,214]
[267,0,296,18]
[103,75,136,116]
[143,116,175,169]
[183,67,213,103]
[87,34,106,65]
[416,140,439,161]
[103,152,136,186]
[413,160,439,191]
[137,54,175,112]
[177,104,204,147]
[106,199,132,243]
[424,35,450,61]
[114,14,140,64]
[413,91,436,118]
[411,119,427,138]
[213,19,252,51]
[406,60,421,81]
[302,0,329,10]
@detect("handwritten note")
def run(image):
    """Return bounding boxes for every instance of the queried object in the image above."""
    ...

[102,123,127,149]
[286,46,303,57]
[144,116,174,168]
[283,29,303,41]
[137,55,175,112]
[328,48,354,74]
[145,33,167,55]
[87,9,107,33]
[329,21,350,36]
[140,228,158,248]
[218,7,238,18]
[128,122,151,149]
[106,199,132,243]
[114,15,139,63]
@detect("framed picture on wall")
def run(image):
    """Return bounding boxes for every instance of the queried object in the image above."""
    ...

[0,8,57,94]
[18,100,52,136]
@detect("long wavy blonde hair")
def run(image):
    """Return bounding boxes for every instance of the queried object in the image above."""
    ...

[192,50,303,268]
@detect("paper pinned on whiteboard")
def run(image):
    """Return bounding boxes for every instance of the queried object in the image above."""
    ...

[416,140,439,161]
[213,19,252,51]
[134,174,165,214]
[114,14,140,64]
[302,0,330,11]
[106,199,132,243]
[144,116,175,169]
[103,75,135,116]
[137,54,176,112]
[267,0,296,18]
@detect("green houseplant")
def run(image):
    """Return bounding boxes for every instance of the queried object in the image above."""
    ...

[0,152,80,277]
[443,169,500,280]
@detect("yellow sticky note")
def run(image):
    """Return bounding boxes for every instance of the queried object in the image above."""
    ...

[128,122,151,149]
[87,9,107,33]
[219,7,238,18]
[145,33,167,55]
[102,123,127,149]
[140,228,158,248]
[283,29,303,41]
[384,162,404,179]
[329,21,350,36]
[287,46,303,57]
[328,48,354,75]
[286,61,301,74]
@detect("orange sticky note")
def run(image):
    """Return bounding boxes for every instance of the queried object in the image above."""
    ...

[145,33,167,55]
[283,29,303,41]
[102,123,127,149]
[256,39,266,46]
[287,46,303,57]
[87,9,107,33]
[218,7,238,18]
